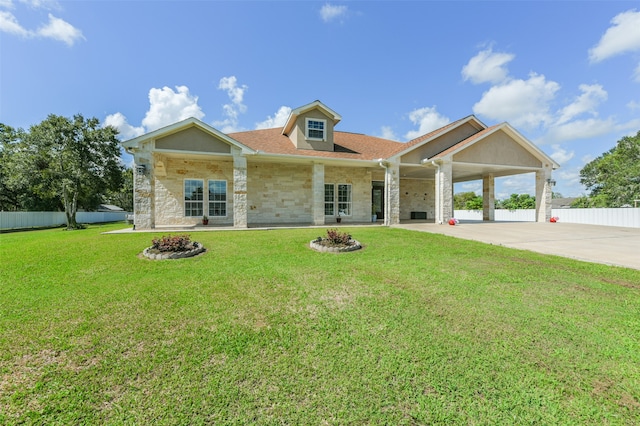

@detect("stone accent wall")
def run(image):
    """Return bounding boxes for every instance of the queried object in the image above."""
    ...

[325,166,372,223]
[247,163,313,224]
[233,153,247,228]
[399,179,435,220]
[133,146,154,229]
[154,158,234,226]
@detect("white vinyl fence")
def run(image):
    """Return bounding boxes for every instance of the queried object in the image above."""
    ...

[1,211,131,230]
[454,208,640,228]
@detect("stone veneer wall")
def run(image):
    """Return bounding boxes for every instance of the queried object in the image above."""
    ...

[154,157,234,226]
[246,163,313,224]
[325,166,372,223]
[399,179,435,220]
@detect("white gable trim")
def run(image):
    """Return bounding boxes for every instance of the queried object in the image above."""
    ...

[121,117,255,155]
[282,100,342,136]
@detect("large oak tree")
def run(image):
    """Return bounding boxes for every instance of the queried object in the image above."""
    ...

[7,114,123,229]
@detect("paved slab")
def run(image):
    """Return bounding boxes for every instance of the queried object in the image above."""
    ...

[395,221,640,270]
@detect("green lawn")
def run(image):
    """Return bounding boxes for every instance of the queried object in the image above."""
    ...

[1,223,639,424]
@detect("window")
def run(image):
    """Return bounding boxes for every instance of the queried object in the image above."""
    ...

[208,180,227,217]
[184,179,204,217]
[306,118,326,140]
[337,184,352,216]
[324,183,352,216]
[324,184,335,215]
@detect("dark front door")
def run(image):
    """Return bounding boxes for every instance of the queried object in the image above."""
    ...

[372,181,384,220]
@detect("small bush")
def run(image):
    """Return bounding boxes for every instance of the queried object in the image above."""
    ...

[325,228,352,246]
[151,234,194,252]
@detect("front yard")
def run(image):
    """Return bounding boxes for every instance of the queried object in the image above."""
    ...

[1,223,639,424]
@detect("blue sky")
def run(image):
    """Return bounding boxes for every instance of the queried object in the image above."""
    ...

[2,0,640,199]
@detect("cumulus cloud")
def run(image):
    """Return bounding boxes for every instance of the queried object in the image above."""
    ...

[141,85,205,132]
[589,9,640,62]
[461,48,515,84]
[0,10,29,36]
[555,84,607,125]
[255,106,291,129]
[320,3,348,23]
[36,13,83,46]
[472,73,560,129]
[404,107,451,141]
[213,76,248,133]
[379,126,398,141]
[545,117,616,143]
[496,174,536,198]
[550,144,575,165]
[0,2,83,46]
[104,112,145,140]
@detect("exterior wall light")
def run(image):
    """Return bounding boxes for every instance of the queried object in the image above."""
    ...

[546,178,556,186]
[136,164,146,175]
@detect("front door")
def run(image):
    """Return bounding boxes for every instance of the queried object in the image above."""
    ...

[372,181,384,220]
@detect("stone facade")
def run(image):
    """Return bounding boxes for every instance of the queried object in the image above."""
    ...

[399,179,435,220]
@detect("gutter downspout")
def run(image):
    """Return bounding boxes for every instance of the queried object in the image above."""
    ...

[431,160,443,224]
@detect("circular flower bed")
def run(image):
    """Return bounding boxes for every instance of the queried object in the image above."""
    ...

[310,229,362,253]
[142,234,206,260]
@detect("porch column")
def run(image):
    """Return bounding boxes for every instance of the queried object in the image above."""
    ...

[535,166,553,223]
[233,153,248,228]
[384,161,400,225]
[434,159,453,224]
[312,163,325,225]
[482,174,495,221]
[133,149,154,230]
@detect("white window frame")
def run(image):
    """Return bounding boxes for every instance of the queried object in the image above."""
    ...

[337,183,352,216]
[324,183,352,216]
[306,118,326,141]
[324,183,335,216]
[208,179,227,217]
[184,179,204,217]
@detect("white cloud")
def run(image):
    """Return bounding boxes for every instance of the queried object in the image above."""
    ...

[320,3,348,23]
[472,73,560,129]
[461,48,515,84]
[545,117,616,143]
[0,1,15,9]
[103,112,145,140]
[589,9,640,62]
[496,173,536,198]
[0,10,29,36]
[550,144,574,165]
[255,106,291,129]
[379,126,397,141]
[555,84,607,125]
[141,85,205,132]
[36,13,83,46]
[213,76,248,133]
[404,106,450,141]
[635,63,640,82]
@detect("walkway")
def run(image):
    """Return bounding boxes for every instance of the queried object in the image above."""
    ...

[396,221,640,270]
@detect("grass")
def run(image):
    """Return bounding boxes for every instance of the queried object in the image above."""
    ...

[1,223,639,424]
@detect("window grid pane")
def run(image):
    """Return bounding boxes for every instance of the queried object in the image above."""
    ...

[184,180,204,217]
[324,184,334,215]
[208,180,227,217]
[337,184,352,216]
[308,120,325,139]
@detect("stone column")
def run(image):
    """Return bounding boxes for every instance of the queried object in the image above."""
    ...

[233,153,248,228]
[535,166,553,223]
[482,174,495,221]
[312,163,325,225]
[384,161,400,225]
[133,150,154,230]
[434,159,453,224]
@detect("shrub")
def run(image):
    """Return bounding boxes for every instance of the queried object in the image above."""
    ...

[325,228,352,246]
[151,234,194,252]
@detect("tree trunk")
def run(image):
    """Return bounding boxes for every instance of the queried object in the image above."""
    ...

[63,185,79,230]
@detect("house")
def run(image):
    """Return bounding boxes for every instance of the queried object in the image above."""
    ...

[122,100,559,229]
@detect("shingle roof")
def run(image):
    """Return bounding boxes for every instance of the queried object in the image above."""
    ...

[228,127,405,161]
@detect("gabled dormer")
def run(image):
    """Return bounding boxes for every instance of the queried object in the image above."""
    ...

[282,100,342,152]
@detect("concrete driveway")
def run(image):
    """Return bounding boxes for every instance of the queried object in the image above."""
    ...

[395,221,640,270]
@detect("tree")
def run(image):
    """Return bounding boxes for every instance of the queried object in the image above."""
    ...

[498,194,536,210]
[8,114,123,229]
[580,131,640,207]
[104,168,134,212]
[454,191,483,210]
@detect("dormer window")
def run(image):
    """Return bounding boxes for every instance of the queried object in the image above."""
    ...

[306,118,326,140]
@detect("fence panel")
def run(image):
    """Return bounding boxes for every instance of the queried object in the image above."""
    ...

[453,208,640,228]
[1,211,131,230]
